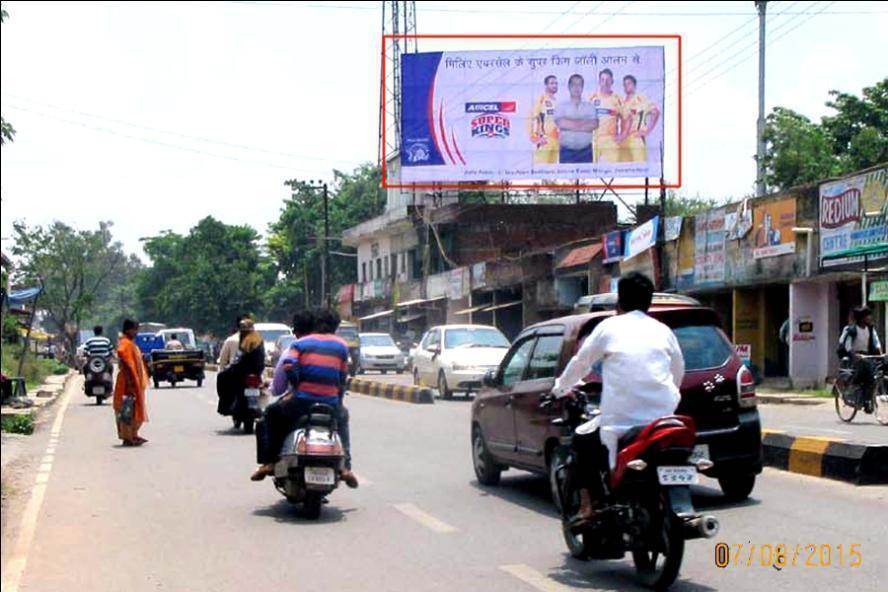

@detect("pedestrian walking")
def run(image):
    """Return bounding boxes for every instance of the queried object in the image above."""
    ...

[114,319,149,446]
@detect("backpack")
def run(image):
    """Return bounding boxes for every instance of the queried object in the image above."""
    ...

[837,325,877,359]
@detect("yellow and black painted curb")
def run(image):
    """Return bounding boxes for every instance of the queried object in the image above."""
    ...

[346,378,435,405]
[762,429,887,485]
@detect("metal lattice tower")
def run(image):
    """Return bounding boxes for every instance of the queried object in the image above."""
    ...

[378,1,417,177]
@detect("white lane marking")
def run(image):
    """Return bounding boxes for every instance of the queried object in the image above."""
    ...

[392,503,457,534]
[1,384,72,592]
[500,564,574,592]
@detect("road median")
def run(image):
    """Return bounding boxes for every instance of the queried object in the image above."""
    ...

[762,429,888,485]
[347,377,435,404]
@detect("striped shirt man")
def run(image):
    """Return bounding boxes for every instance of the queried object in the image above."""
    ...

[281,333,349,406]
[83,336,113,358]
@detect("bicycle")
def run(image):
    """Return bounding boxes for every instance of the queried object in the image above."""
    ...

[833,354,888,425]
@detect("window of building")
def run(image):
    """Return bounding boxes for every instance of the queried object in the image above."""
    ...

[362,262,367,283]
[376,258,382,279]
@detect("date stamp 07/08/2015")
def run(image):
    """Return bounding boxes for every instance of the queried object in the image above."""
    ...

[713,543,863,570]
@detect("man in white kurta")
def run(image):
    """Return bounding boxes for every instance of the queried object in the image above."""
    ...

[552,272,684,522]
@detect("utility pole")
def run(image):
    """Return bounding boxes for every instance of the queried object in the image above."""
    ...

[755,1,767,197]
[322,182,330,308]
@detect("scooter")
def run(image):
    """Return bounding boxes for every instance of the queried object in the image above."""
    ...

[231,373,263,434]
[83,355,113,405]
[272,402,345,519]
[543,390,719,590]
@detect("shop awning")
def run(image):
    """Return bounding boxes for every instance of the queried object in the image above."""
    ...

[822,242,888,262]
[453,304,490,316]
[483,300,523,312]
[396,313,425,323]
[557,243,602,270]
[396,296,447,307]
[359,309,393,321]
[4,286,43,308]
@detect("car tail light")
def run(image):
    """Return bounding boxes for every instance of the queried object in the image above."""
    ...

[737,365,757,408]
[245,374,262,388]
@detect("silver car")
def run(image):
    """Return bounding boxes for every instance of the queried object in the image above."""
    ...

[358,333,407,374]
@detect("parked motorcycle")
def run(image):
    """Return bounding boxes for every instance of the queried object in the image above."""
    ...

[231,373,263,434]
[83,355,113,405]
[543,389,719,590]
[271,402,345,519]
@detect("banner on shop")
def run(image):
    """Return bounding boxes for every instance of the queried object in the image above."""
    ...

[625,216,659,260]
[401,46,665,182]
[664,216,682,242]
[602,230,625,263]
[819,168,888,267]
[694,208,726,284]
[752,197,796,259]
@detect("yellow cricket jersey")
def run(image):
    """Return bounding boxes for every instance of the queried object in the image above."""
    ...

[531,92,559,164]
[589,91,622,162]
[619,93,657,163]
[622,93,656,138]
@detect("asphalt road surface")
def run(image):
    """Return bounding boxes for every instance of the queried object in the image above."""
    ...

[2,373,886,592]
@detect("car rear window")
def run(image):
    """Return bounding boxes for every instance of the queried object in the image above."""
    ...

[673,325,733,371]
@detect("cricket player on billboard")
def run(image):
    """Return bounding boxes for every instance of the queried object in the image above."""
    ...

[530,75,560,164]
[589,68,623,163]
[618,74,660,163]
[553,74,599,164]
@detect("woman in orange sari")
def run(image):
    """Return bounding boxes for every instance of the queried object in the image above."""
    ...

[114,319,149,446]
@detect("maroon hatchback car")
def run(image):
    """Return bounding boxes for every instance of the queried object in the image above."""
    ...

[471,295,763,501]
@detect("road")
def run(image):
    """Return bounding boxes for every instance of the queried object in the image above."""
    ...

[2,372,886,592]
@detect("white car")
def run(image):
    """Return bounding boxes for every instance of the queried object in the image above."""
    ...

[254,322,293,366]
[357,333,406,374]
[412,325,510,399]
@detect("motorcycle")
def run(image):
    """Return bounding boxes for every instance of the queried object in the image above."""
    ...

[231,374,264,434]
[83,355,113,405]
[271,402,345,519]
[543,389,719,590]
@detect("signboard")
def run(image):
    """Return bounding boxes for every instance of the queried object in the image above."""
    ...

[625,216,659,261]
[401,46,665,182]
[449,268,467,300]
[871,280,888,302]
[820,168,888,267]
[602,230,625,264]
[734,344,751,364]
[694,208,726,284]
[752,197,796,259]
[664,216,682,242]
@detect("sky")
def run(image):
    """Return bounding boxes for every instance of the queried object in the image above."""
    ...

[1,1,886,258]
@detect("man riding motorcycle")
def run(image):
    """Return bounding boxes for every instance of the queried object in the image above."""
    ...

[82,325,114,368]
[216,318,265,417]
[217,314,250,370]
[250,308,358,488]
[551,272,685,526]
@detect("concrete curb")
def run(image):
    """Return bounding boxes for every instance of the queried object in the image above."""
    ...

[757,393,827,406]
[347,378,435,405]
[762,429,888,485]
[1,370,77,422]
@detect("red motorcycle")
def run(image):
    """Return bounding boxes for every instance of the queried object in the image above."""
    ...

[544,389,719,590]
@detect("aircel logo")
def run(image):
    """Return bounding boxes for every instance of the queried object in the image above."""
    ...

[465,102,516,113]
[821,188,861,229]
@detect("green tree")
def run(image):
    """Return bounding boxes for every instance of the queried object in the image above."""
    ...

[11,221,128,362]
[84,253,145,341]
[761,107,839,190]
[1,4,15,146]
[763,78,887,191]
[138,217,269,338]
[268,163,385,311]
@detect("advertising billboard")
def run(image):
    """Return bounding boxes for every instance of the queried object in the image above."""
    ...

[694,208,726,284]
[751,197,797,259]
[401,46,664,183]
[819,168,888,267]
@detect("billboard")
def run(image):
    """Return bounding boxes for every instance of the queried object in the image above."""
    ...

[694,208,726,284]
[401,46,665,183]
[751,197,796,259]
[820,168,888,267]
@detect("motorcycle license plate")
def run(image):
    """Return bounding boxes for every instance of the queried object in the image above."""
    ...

[92,386,105,395]
[657,466,699,486]
[689,444,710,464]
[304,467,335,486]
[174,365,185,373]
[245,388,260,399]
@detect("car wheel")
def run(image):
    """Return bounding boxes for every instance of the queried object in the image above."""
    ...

[472,426,502,485]
[153,378,160,389]
[196,378,203,388]
[718,474,756,501]
[438,372,453,400]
